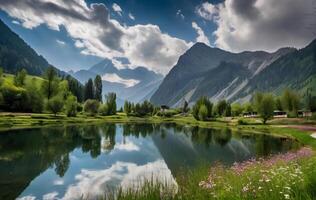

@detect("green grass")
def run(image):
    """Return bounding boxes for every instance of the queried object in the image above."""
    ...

[2,73,44,87]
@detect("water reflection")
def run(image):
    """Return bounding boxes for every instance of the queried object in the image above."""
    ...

[0,123,299,199]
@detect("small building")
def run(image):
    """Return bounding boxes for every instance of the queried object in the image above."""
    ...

[243,112,258,118]
[273,110,287,118]
[298,110,313,118]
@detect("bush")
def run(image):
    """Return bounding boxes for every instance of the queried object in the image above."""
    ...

[98,104,109,116]
[237,119,248,125]
[198,105,208,121]
[0,84,29,111]
[47,96,64,116]
[65,95,77,117]
[192,96,213,121]
[84,99,100,116]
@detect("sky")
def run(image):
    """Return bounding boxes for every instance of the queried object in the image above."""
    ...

[0,0,315,75]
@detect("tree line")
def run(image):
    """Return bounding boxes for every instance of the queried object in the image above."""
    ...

[0,67,119,117]
[192,89,316,123]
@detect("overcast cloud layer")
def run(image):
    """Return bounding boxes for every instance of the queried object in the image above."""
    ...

[0,0,192,74]
[197,0,316,52]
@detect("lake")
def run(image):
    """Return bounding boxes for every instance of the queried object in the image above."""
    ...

[0,123,300,200]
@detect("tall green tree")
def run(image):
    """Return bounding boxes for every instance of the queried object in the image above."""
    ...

[84,78,94,100]
[258,93,275,124]
[216,100,228,116]
[94,75,102,102]
[106,92,116,115]
[14,68,27,86]
[66,75,83,102]
[192,96,213,121]
[253,92,264,112]
[281,89,300,116]
[305,88,316,112]
[42,67,59,99]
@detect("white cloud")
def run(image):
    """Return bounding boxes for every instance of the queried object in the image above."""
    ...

[176,9,184,19]
[114,139,140,151]
[112,3,122,16]
[12,20,20,25]
[16,196,36,200]
[196,2,218,21]
[128,13,135,20]
[62,160,177,199]
[53,179,64,185]
[192,22,210,46]
[0,0,191,75]
[102,73,140,88]
[43,191,59,200]
[197,0,316,52]
[56,39,66,45]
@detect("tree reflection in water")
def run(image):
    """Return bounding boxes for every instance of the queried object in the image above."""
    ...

[0,123,300,200]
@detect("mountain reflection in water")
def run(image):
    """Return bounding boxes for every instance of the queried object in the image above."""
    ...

[0,123,299,200]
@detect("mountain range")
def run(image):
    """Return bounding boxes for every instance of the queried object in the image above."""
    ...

[151,40,316,107]
[69,59,163,105]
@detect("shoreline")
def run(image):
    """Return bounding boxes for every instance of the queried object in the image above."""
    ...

[0,112,316,148]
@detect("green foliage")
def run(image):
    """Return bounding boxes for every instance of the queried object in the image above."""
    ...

[134,100,154,117]
[198,105,208,121]
[25,79,44,113]
[65,75,84,102]
[225,103,231,117]
[84,99,100,116]
[281,89,300,116]
[0,83,29,111]
[98,104,109,116]
[231,103,244,117]
[258,93,275,124]
[84,78,94,101]
[237,119,249,125]
[124,100,132,115]
[94,75,102,102]
[41,67,59,99]
[65,95,78,117]
[304,88,316,112]
[47,95,64,116]
[216,100,228,116]
[253,92,264,112]
[14,68,27,86]
[57,80,70,100]
[156,109,179,117]
[192,96,213,121]
[106,92,117,115]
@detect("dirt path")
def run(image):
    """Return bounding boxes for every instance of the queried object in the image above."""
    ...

[281,125,316,139]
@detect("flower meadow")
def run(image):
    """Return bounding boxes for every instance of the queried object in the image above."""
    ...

[102,148,316,200]
[199,148,316,200]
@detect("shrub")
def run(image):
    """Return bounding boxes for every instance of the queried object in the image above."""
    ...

[84,99,100,116]
[65,95,77,117]
[237,119,248,125]
[192,96,213,121]
[98,104,109,116]
[198,105,208,121]
[47,95,64,116]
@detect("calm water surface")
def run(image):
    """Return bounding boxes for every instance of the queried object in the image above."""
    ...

[0,123,299,200]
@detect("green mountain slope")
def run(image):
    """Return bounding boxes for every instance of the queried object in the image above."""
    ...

[234,39,316,100]
[151,43,294,106]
